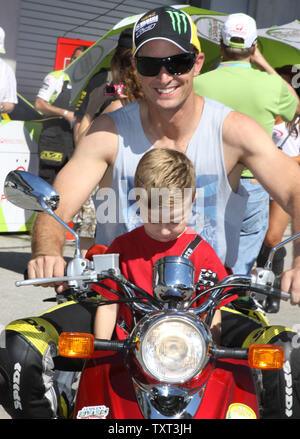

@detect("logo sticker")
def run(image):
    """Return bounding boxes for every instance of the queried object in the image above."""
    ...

[77,405,109,419]
[166,10,188,34]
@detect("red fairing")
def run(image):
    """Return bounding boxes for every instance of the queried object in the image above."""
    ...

[74,351,144,419]
[194,359,259,418]
[74,353,259,419]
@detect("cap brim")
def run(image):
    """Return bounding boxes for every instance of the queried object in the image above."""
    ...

[133,37,189,56]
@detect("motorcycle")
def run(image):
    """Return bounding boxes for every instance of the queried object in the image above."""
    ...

[3,169,295,420]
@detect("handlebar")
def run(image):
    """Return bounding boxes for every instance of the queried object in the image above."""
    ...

[15,269,290,313]
[15,274,97,287]
[93,336,250,362]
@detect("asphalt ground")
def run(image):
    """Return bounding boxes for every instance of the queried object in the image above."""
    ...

[0,225,299,419]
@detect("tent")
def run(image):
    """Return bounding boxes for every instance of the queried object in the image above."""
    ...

[65,5,300,104]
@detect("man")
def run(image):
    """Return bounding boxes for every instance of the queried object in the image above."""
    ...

[194,13,300,275]
[29,8,300,299]
[34,46,87,184]
[3,6,300,419]
[0,27,18,118]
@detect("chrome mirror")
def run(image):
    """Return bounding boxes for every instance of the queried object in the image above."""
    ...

[153,256,195,302]
[4,170,59,212]
[4,170,81,258]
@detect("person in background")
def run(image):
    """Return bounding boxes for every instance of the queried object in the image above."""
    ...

[72,28,144,255]
[34,45,87,184]
[194,13,300,275]
[257,65,300,275]
[0,27,18,119]
[73,28,143,145]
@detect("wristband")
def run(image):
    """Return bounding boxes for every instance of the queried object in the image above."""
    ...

[0,104,4,113]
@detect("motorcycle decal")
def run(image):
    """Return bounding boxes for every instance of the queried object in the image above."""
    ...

[76,405,109,419]
[226,403,257,419]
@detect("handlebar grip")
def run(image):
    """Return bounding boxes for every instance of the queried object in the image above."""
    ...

[278,290,290,301]
[250,282,290,302]
[94,338,136,352]
[273,276,290,301]
[210,346,248,360]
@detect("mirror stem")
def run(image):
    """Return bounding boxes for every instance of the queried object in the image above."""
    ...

[40,198,81,258]
[265,231,300,270]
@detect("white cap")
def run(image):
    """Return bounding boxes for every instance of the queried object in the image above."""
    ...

[221,13,257,49]
[0,27,6,54]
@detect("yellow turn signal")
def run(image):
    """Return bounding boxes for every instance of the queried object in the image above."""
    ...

[59,332,94,358]
[248,344,284,369]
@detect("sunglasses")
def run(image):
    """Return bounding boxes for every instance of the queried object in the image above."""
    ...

[135,53,196,77]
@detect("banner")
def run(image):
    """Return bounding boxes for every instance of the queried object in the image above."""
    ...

[0,120,40,232]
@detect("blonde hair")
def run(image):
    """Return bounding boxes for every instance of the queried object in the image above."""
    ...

[134,149,196,211]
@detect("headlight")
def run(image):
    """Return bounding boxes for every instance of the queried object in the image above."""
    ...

[136,315,209,383]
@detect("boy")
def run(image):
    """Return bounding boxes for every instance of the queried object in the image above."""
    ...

[93,148,231,342]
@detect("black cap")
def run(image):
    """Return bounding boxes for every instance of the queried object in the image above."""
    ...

[132,6,201,55]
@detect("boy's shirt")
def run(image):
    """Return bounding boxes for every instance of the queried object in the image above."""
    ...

[92,226,232,339]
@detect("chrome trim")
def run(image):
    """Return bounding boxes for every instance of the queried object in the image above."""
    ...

[132,379,206,419]
[153,256,195,302]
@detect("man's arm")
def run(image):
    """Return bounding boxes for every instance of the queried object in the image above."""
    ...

[28,114,119,290]
[35,97,74,125]
[223,111,300,304]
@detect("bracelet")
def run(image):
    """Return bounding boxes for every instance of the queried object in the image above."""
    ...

[63,110,68,117]
[0,104,4,113]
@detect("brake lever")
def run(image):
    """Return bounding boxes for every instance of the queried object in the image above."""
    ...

[250,267,290,313]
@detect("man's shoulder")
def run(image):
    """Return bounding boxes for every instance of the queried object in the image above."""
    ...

[109,100,140,119]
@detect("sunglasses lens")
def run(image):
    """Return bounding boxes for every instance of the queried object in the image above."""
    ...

[136,53,196,77]
[136,57,161,76]
[167,53,195,75]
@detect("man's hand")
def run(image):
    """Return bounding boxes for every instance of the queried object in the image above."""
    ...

[63,110,75,126]
[27,255,67,293]
[281,267,300,305]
